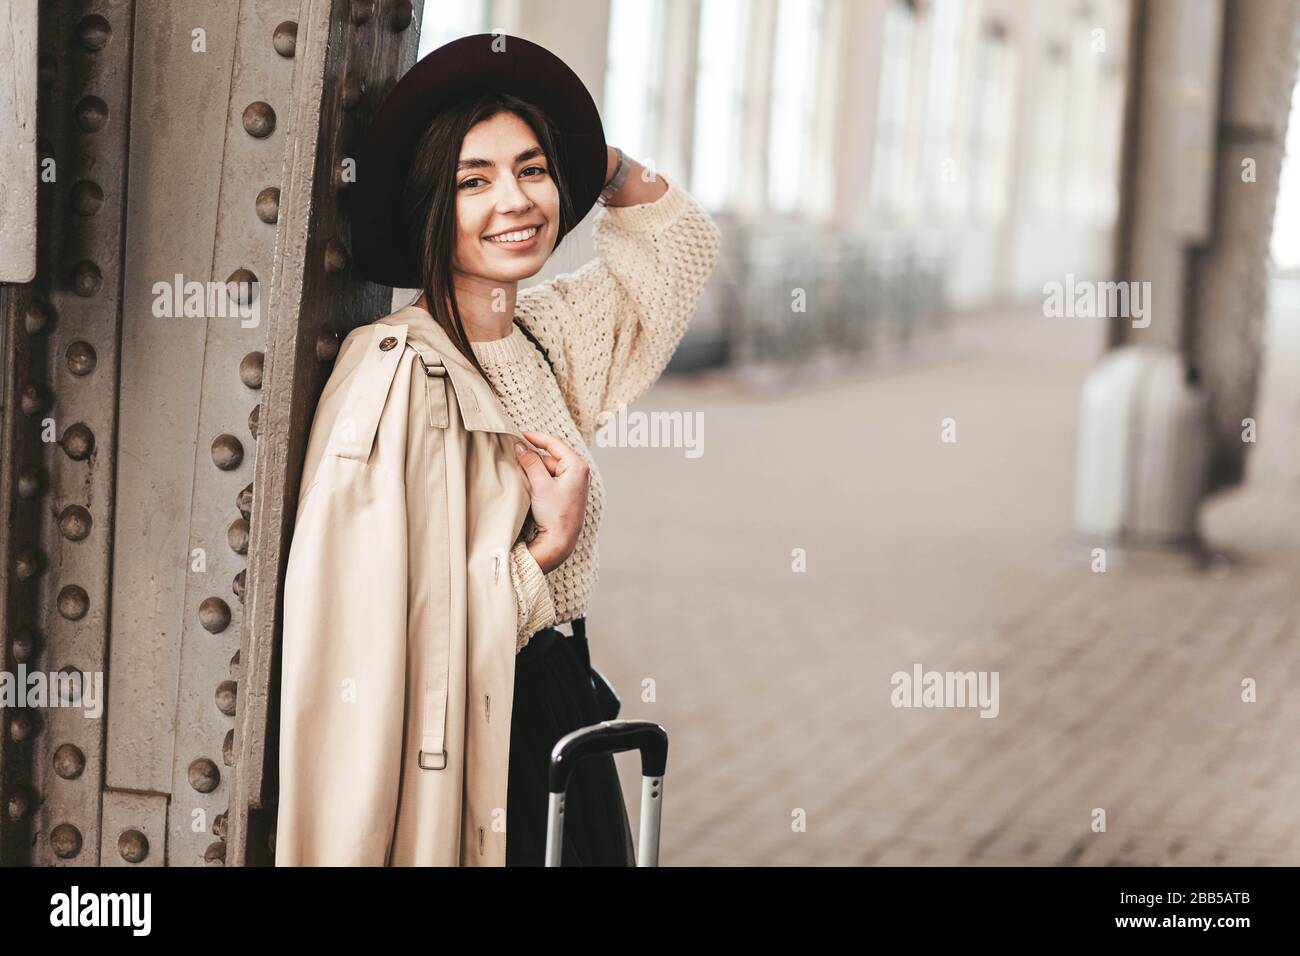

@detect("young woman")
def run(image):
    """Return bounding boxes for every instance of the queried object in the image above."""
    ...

[288,34,719,866]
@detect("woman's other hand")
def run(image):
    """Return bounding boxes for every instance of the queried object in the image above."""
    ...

[514,430,590,573]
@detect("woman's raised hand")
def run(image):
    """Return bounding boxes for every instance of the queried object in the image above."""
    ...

[514,430,590,574]
[599,145,668,207]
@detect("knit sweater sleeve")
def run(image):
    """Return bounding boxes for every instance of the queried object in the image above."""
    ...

[516,174,721,442]
[510,539,556,652]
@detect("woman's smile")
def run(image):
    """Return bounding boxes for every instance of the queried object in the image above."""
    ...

[483,223,544,250]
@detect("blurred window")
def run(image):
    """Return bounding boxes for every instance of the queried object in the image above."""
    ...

[1030,40,1069,218]
[967,22,1015,222]
[418,0,489,59]
[766,0,826,212]
[870,0,917,220]
[1273,75,1300,270]
[692,0,751,210]
[922,0,964,218]
[1094,59,1125,229]
[1065,32,1102,223]
[603,0,667,162]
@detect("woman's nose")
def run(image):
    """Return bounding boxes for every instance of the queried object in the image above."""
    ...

[494,175,533,212]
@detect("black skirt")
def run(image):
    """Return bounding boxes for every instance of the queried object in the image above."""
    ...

[505,624,635,866]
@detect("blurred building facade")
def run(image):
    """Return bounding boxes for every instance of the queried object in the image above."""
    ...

[419,0,1132,370]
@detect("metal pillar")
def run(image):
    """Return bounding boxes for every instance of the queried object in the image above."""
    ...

[1078,0,1300,542]
[1,0,419,867]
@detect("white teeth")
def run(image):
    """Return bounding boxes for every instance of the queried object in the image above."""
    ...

[486,226,538,243]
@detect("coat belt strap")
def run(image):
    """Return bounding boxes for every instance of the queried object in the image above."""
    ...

[417,350,451,772]
[419,615,451,770]
[417,353,450,428]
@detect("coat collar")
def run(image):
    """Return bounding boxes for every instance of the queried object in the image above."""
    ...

[375,305,524,441]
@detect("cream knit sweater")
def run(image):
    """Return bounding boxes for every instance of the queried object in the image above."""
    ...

[466,175,721,652]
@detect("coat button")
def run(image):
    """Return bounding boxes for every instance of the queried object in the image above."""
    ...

[379,336,398,351]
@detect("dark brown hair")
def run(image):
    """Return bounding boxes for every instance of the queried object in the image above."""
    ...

[400,91,578,379]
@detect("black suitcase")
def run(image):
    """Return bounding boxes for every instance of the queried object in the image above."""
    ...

[544,719,668,866]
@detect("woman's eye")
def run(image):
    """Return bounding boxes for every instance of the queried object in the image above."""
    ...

[458,167,545,189]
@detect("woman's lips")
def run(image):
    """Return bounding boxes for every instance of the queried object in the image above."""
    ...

[483,225,542,251]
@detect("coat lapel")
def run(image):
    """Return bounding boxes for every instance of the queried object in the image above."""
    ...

[376,306,524,441]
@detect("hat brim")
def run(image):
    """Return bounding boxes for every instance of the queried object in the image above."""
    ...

[349,33,607,288]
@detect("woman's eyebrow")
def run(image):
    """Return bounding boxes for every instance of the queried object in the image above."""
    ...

[457,146,544,172]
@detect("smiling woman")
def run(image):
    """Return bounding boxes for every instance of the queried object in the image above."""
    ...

[281,33,720,869]
[401,95,578,381]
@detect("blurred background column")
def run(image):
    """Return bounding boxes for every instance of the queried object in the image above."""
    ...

[1075,0,1300,544]
[1185,0,1300,493]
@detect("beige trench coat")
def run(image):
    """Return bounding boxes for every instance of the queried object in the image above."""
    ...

[276,304,533,866]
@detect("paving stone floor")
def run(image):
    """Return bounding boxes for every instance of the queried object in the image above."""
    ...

[587,296,1300,866]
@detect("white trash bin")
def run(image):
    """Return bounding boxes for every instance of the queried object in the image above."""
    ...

[1074,345,1212,545]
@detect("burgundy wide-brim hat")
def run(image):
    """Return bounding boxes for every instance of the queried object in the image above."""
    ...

[350,33,607,289]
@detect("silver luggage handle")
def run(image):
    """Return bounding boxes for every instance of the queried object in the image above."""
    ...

[544,719,668,867]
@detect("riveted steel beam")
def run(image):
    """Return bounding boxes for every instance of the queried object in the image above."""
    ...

[228,0,421,866]
[105,0,302,867]
[0,0,135,868]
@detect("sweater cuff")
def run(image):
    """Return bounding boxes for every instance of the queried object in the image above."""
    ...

[510,540,557,651]
[599,174,694,235]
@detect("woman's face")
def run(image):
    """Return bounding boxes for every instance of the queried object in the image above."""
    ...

[452,110,560,284]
